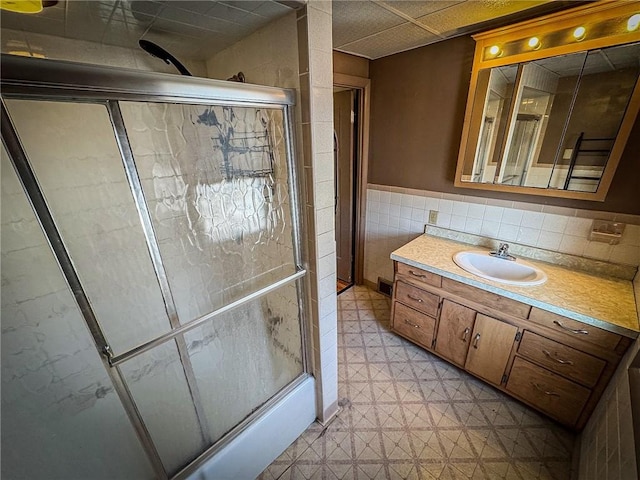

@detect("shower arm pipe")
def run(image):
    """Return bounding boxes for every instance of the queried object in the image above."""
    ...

[109,269,307,367]
[138,40,192,76]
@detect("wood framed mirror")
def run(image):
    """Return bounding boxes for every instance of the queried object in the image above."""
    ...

[455,1,640,201]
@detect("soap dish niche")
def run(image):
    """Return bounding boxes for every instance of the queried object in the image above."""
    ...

[589,220,625,245]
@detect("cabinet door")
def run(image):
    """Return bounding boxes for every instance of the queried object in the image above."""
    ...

[465,314,518,386]
[435,300,476,367]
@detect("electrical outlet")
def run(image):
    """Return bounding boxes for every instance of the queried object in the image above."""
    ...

[428,210,438,224]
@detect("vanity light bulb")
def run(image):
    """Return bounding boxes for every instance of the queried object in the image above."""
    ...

[573,26,586,40]
[489,45,501,56]
[628,14,640,32]
[528,37,541,49]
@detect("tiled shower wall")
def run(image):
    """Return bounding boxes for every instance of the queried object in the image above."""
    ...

[364,184,640,286]
[296,2,339,423]
[1,28,207,75]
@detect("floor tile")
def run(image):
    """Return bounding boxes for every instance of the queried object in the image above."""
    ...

[259,286,575,480]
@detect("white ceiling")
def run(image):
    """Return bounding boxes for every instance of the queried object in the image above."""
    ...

[0,0,577,63]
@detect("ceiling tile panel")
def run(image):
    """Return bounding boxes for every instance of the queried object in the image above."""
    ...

[251,1,295,17]
[379,0,464,20]
[220,1,269,14]
[129,0,166,18]
[332,0,406,48]
[206,3,265,27]
[416,0,551,37]
[155,5,236,31]
[165,0,218,15]
[338,22,439,60]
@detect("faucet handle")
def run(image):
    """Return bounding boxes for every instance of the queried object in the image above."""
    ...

[490,242,515,260]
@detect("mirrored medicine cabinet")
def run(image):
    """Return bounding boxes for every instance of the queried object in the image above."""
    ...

[455,1,640,201]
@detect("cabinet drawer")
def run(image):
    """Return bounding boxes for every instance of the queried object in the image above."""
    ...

[518,331,605,388]
[506,357,590,427]
[441,278,531,319]
[397,262,442,288]
[528,308,621,351]
[395,281,440,317]
[392,302,437,349]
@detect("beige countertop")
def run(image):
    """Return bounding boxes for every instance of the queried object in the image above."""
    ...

[391,233,639,338]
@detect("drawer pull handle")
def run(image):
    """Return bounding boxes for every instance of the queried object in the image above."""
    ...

[542,349,574,365]
[404,319,420,329]
[407,294,423,303]
[553,320,588,335]
[472,333,481,348]
[532,382,560,397]
[409,270,427,278]
[462,327,471,342]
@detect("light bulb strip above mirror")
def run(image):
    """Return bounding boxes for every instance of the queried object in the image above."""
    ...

[455,0,640,202]
[477,2,640,67]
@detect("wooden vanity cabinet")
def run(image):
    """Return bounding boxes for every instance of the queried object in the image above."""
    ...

[390,260,632,431]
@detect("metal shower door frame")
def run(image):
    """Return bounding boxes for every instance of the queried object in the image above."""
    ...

[1,54,310,479]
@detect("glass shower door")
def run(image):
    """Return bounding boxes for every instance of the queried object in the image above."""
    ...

[1,133,156,480]
[2,68,307,479]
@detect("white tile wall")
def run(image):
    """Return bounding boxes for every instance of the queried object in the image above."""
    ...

[296,3,338,423]
[364,185,640,285]
[578,275,640,480]
[206,12,299,88]
[1,28,207,76]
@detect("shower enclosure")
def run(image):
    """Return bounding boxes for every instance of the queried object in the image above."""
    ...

[1,55,311,479]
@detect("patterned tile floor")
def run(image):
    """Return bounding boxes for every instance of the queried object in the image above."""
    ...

[259,286,575,480]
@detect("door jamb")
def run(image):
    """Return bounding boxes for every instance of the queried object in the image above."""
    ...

[333,72,370,285]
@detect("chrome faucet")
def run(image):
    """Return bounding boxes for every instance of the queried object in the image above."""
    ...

[490,242,515,261]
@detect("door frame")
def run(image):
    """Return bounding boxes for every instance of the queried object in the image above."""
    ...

[333,72,370,285]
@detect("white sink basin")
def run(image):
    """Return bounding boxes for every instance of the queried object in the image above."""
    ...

[453,250,547,286]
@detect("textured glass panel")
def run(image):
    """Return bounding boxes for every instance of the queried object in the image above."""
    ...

[120,102,296,323]
[5,99,172,354]
[184,282,303,443]
[119,340,207,475]
[0,146,154,479]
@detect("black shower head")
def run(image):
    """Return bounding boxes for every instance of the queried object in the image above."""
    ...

[139,39,192,76]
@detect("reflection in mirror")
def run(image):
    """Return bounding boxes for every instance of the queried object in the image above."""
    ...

[549,42,640,193]
[522,52,586,189]
[499,73,555,187]
[470,65,516,183]
[460,41,639,195]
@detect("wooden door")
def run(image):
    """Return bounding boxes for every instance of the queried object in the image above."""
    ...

[333,89,354,283]
[435,300,476,367]
[465,314,518,386]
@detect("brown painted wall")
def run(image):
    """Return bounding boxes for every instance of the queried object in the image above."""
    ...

[333,51,369,79]
[369,36,640,215]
